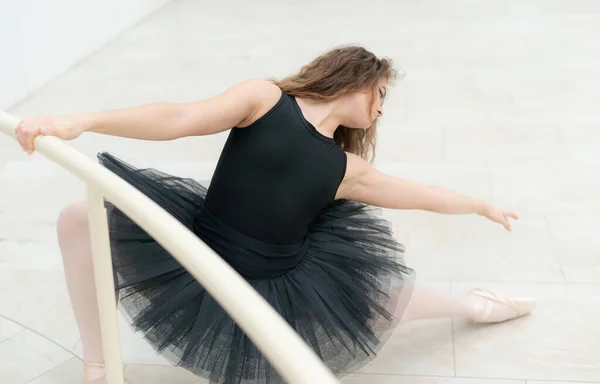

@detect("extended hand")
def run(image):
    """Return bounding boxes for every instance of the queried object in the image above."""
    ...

[478,204,519,231]
[15,116,86,155]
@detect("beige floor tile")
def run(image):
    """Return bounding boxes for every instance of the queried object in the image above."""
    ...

[444,124,567,164]
[527,381,600,384]
[401,69,512,127]
[0,317,24,343]
[0,269,80,354]
[0,329,73,384]
[0,135,25,168]
[0,159,86,225]
[376,127,444,163]
[0,241,64,271]
[546,214,600,283]
[477,68,600,125]
[489,163,600,214]
[343,374,526,383]
[562,124,600,164]
[27,357,82,384]
[403,213,563,283]
[452,282,600,382]
[70,339,82,359]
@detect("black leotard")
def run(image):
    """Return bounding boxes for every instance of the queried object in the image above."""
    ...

[204,92,347,245]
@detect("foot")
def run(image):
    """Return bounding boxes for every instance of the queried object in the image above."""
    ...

[466,288,536,324]
[83,361,130,384]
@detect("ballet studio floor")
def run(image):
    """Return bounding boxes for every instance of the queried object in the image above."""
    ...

[2,1,600,383]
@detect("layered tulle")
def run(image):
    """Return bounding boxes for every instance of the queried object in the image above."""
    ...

[99,152,415,384]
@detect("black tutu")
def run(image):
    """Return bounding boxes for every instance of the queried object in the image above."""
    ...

[98,152,416,384]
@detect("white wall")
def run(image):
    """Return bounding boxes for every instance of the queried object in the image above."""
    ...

[0,0,171,110]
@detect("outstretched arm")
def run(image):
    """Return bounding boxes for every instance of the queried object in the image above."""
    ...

[16,79,281,153]
[337,153,518,231]
[84,79,276,139]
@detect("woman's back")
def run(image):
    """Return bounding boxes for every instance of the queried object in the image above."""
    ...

[204,92,347,245]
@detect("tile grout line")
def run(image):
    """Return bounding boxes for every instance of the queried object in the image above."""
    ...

[0,317,127,383]
[449,280,458,378]
[0,327,27,345]
[451,319,458,377]
[544,215,568,284]
[0,314,79,361]
[23,358,79,384]
[69,339,80,353]
[21,354,130,384]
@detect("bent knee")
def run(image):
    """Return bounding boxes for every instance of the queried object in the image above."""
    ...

[57,201,89,235]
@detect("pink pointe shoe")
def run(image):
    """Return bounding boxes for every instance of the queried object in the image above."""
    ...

[83,361,130,384]
[466,288,536,324]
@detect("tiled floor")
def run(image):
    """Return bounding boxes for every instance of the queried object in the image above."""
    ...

[2,0,600,383]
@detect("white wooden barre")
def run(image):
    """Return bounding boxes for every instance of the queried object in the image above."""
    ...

[87,188,125,384]
[0,110,339,384]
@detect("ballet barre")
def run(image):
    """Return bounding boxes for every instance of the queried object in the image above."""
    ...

[0,110,339,384]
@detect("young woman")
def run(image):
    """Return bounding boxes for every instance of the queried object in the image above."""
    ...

[16,46,535,384]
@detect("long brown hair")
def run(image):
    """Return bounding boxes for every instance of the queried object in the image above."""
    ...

[272,45,399,162]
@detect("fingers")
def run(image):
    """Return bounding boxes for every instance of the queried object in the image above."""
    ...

[495,214,510,231]
[502,212,517,231]
[487,210,512,231]
[15,121,32,154]
[26,127,41,154]
[503,210,518,231]
[480,205,518,232]
[15,121,47,155]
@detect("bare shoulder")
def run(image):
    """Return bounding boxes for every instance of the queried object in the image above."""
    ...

[175,79,282,137]
[335,151,372,200]
[231,78,281,97]
[232,79,282,128]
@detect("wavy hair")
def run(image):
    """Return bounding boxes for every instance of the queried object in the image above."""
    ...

[272,45,400,162]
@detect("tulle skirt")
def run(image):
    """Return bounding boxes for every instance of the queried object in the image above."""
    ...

[98,152,416,384]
